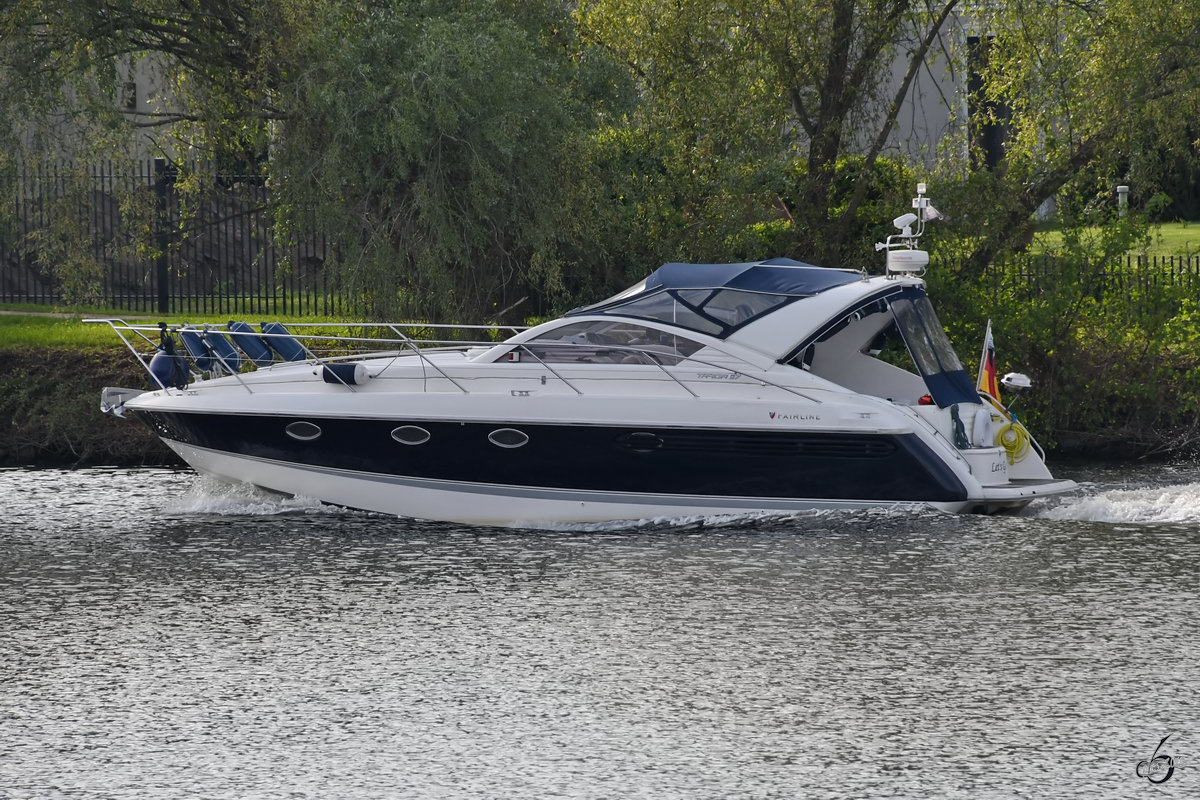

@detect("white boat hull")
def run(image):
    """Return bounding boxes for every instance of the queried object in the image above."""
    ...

[164,439,1073,525]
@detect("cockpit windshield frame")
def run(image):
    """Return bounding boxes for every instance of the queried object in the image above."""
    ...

[585,288,798,339]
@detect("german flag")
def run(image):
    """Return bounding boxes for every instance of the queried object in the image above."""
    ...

[976,320,1000,399]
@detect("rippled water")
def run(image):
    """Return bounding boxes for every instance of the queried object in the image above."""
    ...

[1,465,1197,798]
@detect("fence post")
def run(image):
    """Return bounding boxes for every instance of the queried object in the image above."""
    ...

[154,158,170,314]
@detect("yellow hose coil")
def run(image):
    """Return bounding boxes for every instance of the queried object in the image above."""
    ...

[995,420,1031,464]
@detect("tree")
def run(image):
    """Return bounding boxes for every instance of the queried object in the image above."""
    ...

[575,0,960,269]
[746,0,960,263]
[0,0,301,304]
[0,0,614,320]
[923,0,1200,456]
[0,0,282,165]
[949,0,1200,274]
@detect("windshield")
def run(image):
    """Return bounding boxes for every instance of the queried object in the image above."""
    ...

[591,288,795,339]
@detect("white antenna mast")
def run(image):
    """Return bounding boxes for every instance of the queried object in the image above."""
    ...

[875,183,944,276]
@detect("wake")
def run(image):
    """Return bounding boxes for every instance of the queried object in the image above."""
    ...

[1036,480,1200,524]
[162,474,330,517]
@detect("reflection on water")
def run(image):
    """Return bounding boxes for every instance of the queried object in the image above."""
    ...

[0,466,1197,798]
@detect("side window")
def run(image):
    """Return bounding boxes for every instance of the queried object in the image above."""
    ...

[515,321,703,365]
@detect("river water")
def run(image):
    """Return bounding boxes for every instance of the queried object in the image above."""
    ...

[0,464,1196,799]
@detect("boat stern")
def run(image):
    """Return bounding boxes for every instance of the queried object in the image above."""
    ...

[957,476,1080,514]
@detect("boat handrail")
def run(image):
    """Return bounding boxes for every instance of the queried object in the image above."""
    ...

[85,319,822,403]
[87,319,164,387]
[366,338,812,402]
[892,404,968,467]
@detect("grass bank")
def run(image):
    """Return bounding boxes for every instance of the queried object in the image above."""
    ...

[0,343,177,467]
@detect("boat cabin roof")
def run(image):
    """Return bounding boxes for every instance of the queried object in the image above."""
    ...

[548,258,977,408]
[566,258,865,340]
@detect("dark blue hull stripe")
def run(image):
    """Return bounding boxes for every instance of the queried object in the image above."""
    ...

[169,443,926,512]
[135,410,969,503]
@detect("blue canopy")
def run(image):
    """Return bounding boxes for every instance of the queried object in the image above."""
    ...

[571,258,863,319]
[641,258,860,296]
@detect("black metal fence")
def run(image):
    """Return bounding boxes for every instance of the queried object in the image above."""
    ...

[0,160,342,316]
[972,251,1200,316]
[2,161,1200,317]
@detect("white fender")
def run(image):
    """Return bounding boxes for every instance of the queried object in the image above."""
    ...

[971,404,994,447]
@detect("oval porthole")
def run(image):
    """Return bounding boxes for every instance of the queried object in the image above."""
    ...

[285,421,322,441]
[391,425,431,446]
[488,428,529,449]
[618,431,663,453]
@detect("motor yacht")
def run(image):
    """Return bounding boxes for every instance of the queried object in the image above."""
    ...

[93,187,1077,524]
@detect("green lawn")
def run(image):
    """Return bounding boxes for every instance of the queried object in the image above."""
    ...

[0,311,348,350]
[0,311,503,350]
[1033,220,1200,257]
[1146,222,1200,256]
[0,314,122,349]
